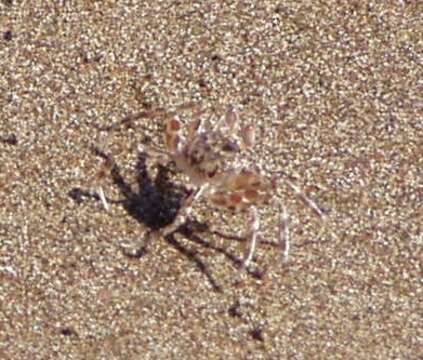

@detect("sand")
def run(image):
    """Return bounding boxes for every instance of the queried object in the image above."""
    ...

[0,1,421,359]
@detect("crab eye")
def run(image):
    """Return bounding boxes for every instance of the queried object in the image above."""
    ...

[203,161,218,177]
[222,141,239,152]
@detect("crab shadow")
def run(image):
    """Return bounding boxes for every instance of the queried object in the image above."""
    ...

[86,149,264,291]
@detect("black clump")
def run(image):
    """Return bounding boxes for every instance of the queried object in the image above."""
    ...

[249,327,265,342]
[1,133,17,145]
[68,188,91,204]
[228,300,242,318]
[59,327,77,336]
[3,30,12,41]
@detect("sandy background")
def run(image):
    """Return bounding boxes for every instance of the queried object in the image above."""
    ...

[0,1,422,359]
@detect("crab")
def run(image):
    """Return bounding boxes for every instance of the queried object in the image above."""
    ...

[96,104,331,268]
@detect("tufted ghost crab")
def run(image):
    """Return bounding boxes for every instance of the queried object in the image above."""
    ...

[96,104,330,268]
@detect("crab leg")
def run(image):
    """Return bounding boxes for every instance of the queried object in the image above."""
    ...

[187,118,203,142]
[164,117,183,153]
[279,203,290,262]
[280,175,339,241]
[240,125,255,149]
[283,178,324,218]
[97,186,110,211]
[161,184,208,236]
[92,145,116,211]
[242,207,260,267]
